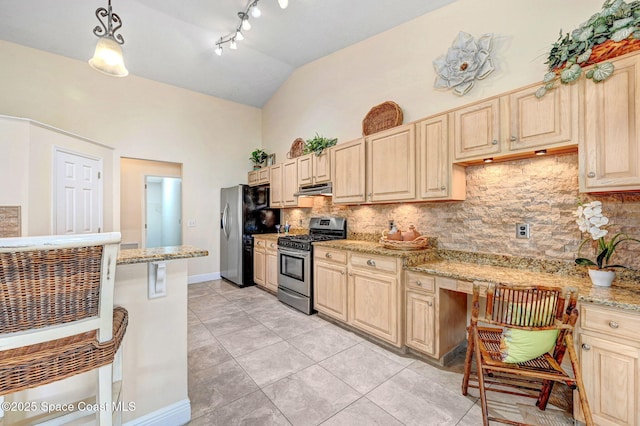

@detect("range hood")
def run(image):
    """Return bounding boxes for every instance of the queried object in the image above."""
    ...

[294,182,333,197]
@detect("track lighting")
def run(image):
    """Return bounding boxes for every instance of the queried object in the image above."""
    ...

[215,0,288,57]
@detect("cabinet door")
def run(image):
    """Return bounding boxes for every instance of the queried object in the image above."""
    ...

[269,164,283,207]
[453,98,501,161]
[297,154,313,187]
[366,124,416,203]
[581,54,640,192]
[266,247,278,293]
[313,150,331,184]
[282,159,298,206]
[314,260,348,322]
[253,246,266,287]
[248,170,259,186]
[258,167,270,185]
[348,268,399,346]
[579,333,639,425]
[416,114,465,200]
[405,290,436,356]
[331,138,366,204]
[508,83,576,152]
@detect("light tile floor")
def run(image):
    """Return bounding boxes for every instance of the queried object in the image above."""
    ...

[187,280,573,425]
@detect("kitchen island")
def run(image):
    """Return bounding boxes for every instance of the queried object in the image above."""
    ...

[7,245,208,426]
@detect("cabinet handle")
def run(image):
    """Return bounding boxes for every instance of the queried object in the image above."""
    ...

[366,259,376,267]
[440,186,446,191]
[416,280,422,287]
[325,252,332,259]
[609,320,619,329]
[510,136,517,142]
[341,271,345,275]
[582,344,591,351]
[491,140,498,145]
[587,172,596,178]
[427,301,433,307]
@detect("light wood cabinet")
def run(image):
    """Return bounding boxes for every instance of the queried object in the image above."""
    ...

[298,151,331,187]
[453,97,501,161]
[253,237,267,287]
[331,138,366,204]
[348,252,402,347]
[313,247,348,322]
[406,290,436,356]
[453,83,577,163]
[576,303,640,426]
[248,167,270,187]
[365,124,416,203]
[580,53,640,192]
[265,240,278,293]
[270,160,298,207]
[416,114,466,200]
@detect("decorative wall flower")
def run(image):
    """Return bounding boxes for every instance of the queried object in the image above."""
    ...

[433,31,495,96]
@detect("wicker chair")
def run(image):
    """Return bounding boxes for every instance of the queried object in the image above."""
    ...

[0,232,128,425]
[461,283,593,426]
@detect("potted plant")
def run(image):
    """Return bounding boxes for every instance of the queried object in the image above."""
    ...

[574,200,640,286]
[303,133,338,156]
[536,0,640,98]
[249,148,268,169]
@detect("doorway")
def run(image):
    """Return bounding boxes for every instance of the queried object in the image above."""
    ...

[145,176,182,248]
[120,158,182,249]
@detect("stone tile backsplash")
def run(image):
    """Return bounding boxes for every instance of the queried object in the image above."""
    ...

[284,153,640,270]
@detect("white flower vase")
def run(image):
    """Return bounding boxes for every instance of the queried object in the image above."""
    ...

[588,269,616,287]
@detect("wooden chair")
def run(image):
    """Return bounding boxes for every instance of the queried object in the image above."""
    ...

[461,283,593,426]
[0,232,128,425]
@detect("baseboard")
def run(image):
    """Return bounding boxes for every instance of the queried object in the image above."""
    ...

[123,399,191,426]
[188,272,220,284]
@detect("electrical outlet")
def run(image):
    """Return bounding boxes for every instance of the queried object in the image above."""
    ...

[516,223,530,239]
[187,219,196,228]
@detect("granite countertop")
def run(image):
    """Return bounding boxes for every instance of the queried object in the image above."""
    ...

[314,238,640,312]
[117,245,208,265]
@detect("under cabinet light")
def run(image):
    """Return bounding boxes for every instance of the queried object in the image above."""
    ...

[535,149,547,155]
[483,158,494,163]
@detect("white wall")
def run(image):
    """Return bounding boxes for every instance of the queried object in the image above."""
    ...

[0,40,262,278]
[262,0,603,159]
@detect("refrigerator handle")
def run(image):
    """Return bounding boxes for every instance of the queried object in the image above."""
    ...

[221,203,230,238]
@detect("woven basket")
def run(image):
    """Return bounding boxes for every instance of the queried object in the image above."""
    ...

[554,37,640,73]
[362,101,403,136]
[286,138,305,159]
[379,229,430,251]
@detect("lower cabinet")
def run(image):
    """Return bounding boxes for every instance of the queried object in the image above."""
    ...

[253,238,266,287]
[314,247,348,322]
[265,240,278,293]
[405,290,436,356]
[576,303,640,425]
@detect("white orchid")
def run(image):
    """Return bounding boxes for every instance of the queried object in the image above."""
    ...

[575,200,640,270]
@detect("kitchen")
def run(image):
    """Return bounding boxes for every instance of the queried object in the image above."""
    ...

[1,0,640,424]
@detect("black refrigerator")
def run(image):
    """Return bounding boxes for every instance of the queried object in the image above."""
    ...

[220,184,280,287]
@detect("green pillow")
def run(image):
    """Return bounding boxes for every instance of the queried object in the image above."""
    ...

[505,295,557,327]
[499,328,559,364]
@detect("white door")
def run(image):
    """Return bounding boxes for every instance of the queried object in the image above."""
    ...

[54,149,103,234]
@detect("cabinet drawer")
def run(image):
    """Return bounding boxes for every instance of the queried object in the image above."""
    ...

[266,240,278,252]
[581,304,640,342]
[405,271,435,292]
[350,253,397,274]
[254,238,266,249]
[314,247,347,264]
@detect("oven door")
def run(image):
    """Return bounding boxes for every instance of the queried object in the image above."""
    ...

[277,247,311,296]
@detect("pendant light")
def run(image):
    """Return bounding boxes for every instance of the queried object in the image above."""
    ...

[88,0,128,77]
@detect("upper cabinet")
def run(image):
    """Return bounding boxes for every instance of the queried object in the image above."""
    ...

[580,52,640,192]
[270,160,299,207]
[453,83,578,163]
[248,167,270,187]
[366,124,416,203]
[416,114,465,200]
[332,138,366,204]
[269,164,283,207]
[297,150,331,187]
[453,98,501,161]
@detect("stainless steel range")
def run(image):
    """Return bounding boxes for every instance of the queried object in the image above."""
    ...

[277,217,347,314]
